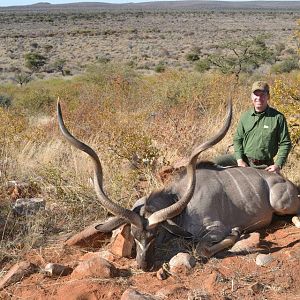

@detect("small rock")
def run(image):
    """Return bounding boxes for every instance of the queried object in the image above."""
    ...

[169,252,196,274]
[65,222,111,248]
[56,281,107,300]
[71,257,118,279]
[77,251,117,273]
[121,288,155,300]
[156,284,187,299]
[0,261,38,290]
[110,224,134,257]
[79,250,114,262]
[284,249,300,260]
[99,250,115,261]
[7,180,39,200]
[292,216,300,228]
[80,251,102,261]
[13,198,45,216]
[250,282,265,293]
[230,232,260,252]
[255,254,273,266]
[44,263,73,277]
[7,180,22,189]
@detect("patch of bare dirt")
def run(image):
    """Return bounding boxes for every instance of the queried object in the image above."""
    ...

[1,218,299,300]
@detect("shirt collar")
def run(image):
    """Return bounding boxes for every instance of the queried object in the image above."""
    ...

[251,105,270,116]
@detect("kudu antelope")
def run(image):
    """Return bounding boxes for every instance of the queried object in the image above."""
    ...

[57,100,300,271]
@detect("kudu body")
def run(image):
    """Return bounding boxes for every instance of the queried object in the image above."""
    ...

[57,100,300,271]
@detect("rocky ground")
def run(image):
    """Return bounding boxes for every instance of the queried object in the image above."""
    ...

[0,216,299,300]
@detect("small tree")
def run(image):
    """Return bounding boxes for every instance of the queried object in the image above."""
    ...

[197,35,275,81]
[53,59,67,76]
[25,52,47,72]
[13,72,31,86]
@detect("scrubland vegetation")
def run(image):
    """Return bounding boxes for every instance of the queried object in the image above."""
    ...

[0,3,299,274]
[1,63,300,267]
[1,4,300,83]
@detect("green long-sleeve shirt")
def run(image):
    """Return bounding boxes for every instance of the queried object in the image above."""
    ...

[233,106,292,167]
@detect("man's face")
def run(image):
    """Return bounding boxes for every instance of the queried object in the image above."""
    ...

[251,90,269,112]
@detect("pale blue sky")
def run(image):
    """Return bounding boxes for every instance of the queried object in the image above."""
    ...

[1,0,178,6]
[0,0,297,8]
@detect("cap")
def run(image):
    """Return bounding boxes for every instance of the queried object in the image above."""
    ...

[251,81,270,94]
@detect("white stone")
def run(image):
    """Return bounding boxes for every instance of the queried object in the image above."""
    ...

[255,254,273,266]
[169,252,196,272]
[121,288,155,300]
[44,263,73,276]
[13,197,45,216]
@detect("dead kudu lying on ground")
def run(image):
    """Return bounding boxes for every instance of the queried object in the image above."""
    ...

[57,99,300,271]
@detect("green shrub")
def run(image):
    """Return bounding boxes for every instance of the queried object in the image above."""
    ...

[275,42,285,55]
[14,88,54,115]
[109,126,160,170]
[0,94,12,108]
[195,59,211,73]
[154,62,165,73]
[96,56,111,64]
[186,53,200,62]
[84,62,137,86]
[0,107,27,146]
[64,69,71,76]
[271,58,299,74]
[25,52,47,72]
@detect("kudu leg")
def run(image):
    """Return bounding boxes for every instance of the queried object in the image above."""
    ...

[292,215,300,228]
[197,227,241,258]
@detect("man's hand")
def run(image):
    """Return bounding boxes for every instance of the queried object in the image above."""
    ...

[237,159,248,167]
[265,164,281,174]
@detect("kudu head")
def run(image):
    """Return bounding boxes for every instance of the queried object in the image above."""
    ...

[57,99,232,271]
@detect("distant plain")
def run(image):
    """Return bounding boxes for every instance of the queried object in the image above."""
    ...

[0,1,300,82]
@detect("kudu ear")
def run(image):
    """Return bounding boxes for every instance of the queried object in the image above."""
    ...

[161,219,193,239]
[95,216,127,232]
[94,204,151,232]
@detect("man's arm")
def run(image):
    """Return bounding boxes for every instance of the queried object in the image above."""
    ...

[233,117,248,167]
[274,115,292,167]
